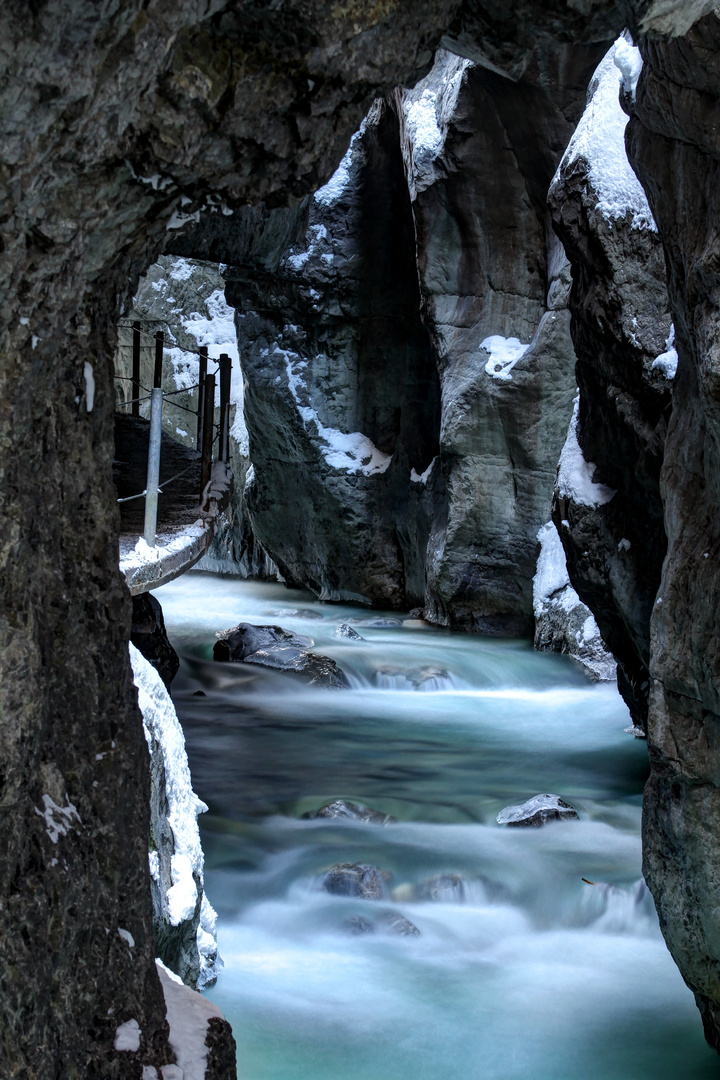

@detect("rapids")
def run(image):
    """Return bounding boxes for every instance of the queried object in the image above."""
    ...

[157,572,717,1079]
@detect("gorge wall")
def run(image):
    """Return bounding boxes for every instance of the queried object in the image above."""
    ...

[2,0,720,1075]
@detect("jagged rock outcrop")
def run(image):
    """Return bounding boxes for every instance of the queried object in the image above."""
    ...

[548,38,673,728]
[130,645,220,991]
[533,521,616,681]
[0,0,716,1072]
[625,13,720,1051]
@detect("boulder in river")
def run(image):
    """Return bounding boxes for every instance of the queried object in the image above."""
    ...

[131,593,180,691]
[308,800,395,825]
[497,794,578,827]
[323,863,389,900]
[213,623,348,689]
[335,623,365,641]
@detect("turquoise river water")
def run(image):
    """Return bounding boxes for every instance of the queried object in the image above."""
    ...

[157,571,719,1080]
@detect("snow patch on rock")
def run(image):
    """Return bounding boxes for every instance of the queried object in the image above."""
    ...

[557,397,616,508]
[652,324,678,379]
[279,345,391,476]
[113,1018,141,1053]
[399,50,472,199]
[156,959,226,1080]
[410,456,437,484]
[482,335,531,381]
[556,38,656,231]
[35,793,81,845]
[534,522,616,682]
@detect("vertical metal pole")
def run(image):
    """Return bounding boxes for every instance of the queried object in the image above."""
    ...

[132,321,141,417]
[201,373,215,502]
[144,387,163,547]
[154,330,164,389]
[219,352,232,463]
[196,345,208,449]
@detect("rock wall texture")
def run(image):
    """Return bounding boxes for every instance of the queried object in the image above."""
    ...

[548,39,673,728]
[626,12,720,1051]
[399,46,594,633]
[0,0,717,1074]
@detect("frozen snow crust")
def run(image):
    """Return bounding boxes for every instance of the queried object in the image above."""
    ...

[130,644,220,990]
[555,36,656,232]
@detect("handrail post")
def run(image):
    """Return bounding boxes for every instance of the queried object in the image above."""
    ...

[132,321,141,417]
[201,373,215,503]
[144,387,163,546]
[219,352,232,463]
[196,345,208,450]
[154,330,164,389]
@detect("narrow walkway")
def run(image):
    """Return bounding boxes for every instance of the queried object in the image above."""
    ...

[115,414,230,594]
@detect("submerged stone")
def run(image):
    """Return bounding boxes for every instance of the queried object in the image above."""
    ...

[497,793,578,827]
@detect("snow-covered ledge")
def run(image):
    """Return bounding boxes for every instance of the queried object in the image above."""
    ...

[121,462,232,596]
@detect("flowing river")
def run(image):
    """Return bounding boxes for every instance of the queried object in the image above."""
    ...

[157,572,718,1079]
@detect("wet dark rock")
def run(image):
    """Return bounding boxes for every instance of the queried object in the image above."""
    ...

[323,863,389,900]
[416,874,466,902]
[130,594,180,691]
[497,794,578,827]
[335,623,365,641]
[307,800,395,825]
[213,623,348,689]
[192,690,206,697]
[204,1016,238,1080]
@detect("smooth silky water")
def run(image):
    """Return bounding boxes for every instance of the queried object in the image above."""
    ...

[157,572,718,1079]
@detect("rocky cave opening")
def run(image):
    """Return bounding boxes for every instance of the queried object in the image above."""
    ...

[4,2,720,1077]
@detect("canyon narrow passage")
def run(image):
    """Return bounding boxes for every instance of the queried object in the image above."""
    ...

[156,572,718,1079]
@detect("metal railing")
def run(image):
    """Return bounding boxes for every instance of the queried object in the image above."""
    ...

[115,322,232,547]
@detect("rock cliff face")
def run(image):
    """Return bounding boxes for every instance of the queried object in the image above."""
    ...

[225,97,441,607]
[548,38,673,729]
[205,44,594,629]
[625,13,720,1050]
[398,47,593,633]
[1,0,719,1073]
